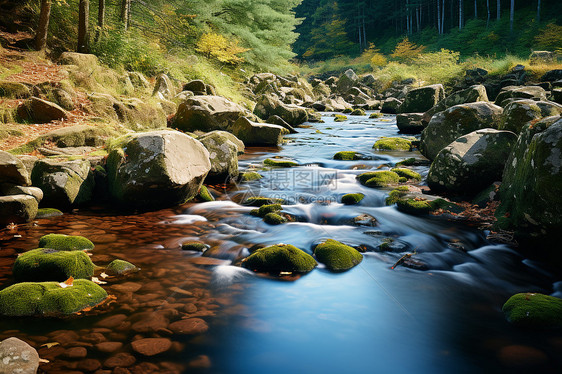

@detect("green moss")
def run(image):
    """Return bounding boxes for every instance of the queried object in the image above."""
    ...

[342,108,353,114]
[391,168,422,181]
[38,234,94,251]
[334,151,359,161]
[13,248,96,282]
[314,239,363,271]
[0,279,107,317]
[36,208,64,219]
[181,241,210,252]
[395,158,416,167]
[242,244,317,274]
[341,193,364,205]
[385,186,410,205]
[350,108,366,116]
[263,158,299,167]
[106,259,139,275]
[334,114,348,122]
[263,213,287,225]
[258,204,282,217]
[243,196,285,207]
[197,185,215,202]
[373,137,412,151]
[357,171,400,188]
[369,112,383,119]
[502,293,562,329]
[379,238,394,251]
[89,149,108,157]
[241,171,263,181]
[396,198,433,215]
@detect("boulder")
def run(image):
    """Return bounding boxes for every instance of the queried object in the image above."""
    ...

[241,244,317,274]
[541,69,562,82]
[427,129,517,194]
[0,184,43,203]
[231,117,286,146]
[396,113,425,134]
[106,259,139,275]
[199,131,244,154]
[0,81,31,99]
[41,124,114,147]
[312,82,331,99]
[17,97,68,123]
[381,98,402,114]
[31,159,94,208]
[552,89,562,105]
[0,279,107,317]
[38,233,94,251]
[398,84,445,113]
[172,95,248,132]
[0,150,30,185]
[495,86,548,107]
[423,85,488,124]
[496,116,562,244]
[499,100,562,133]
[254,95,308,126]
[128,72,151,91]
[420,102,504,160]
[336,69,359,94]
[314,239,363,271]
[106,130,211,209]
[530,51,556,65]
[0,337,40,374]
[183,80,207,94]
[198,131,239,181]
[13,248,96,282]
[0,195,38,226]
[503,293,562,329]
[152,73,175,99]
[59,52,99,68]
[266,115,297,134]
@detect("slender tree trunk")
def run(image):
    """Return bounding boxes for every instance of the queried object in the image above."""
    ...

[442,0,446,33]
[95,0,105,42]
[437,0,441,33]
[536,0,540,23]
[497,0,500,20]
[35,0,52,51]
[77,0,89,53]
[474,0,477,18]
[120,0,130,30]
[487,0,490,27]
[459,0,463,30]
[510,0,514,33]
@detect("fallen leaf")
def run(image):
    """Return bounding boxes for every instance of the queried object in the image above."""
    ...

[91,277,107,285]
[59,277,74,288]
[40,342,59,349]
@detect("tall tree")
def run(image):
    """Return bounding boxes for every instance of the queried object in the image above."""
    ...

[474,0,477,18]
[120,0,131,30]
[78,0,89,52]
[536,0,540,22]
[497,0,500,20]
[35,0,52,51]
[510,0,514,32]
[97,0,105,39]
[486,0,491,27]
[459,0,463,30]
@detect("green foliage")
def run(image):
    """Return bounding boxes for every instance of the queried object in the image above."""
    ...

[391,37,426,62]
[196,32,249,65]
[535,23,562,51]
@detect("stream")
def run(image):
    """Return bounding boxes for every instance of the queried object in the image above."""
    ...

[1,112,561,373]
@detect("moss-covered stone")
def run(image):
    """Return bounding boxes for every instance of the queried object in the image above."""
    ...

[373,137,412,151]
[385,186,410,205]
[396,198,433,215]
[334,151,359,161]
[369,112,383,119]
[391,168,422,181]
[263,213,287,225]
[0,279,107,317]
[106,259,139,275]
[357,171,400,187]
[197,185,214,202]
[342,108,353,114]
[334,114,348,122]
[395,158,416,167]
[38,233,94,251]
[36,208,64,219]
[13,248,96,282]
[181,242,210,252]
[263,158,299,167]
[314,239,363,271]
[341,193,364,205]
[502,293,562,329]
[257,204,282,217]
[241,171,263,181]
[0,81,31,99]
[243,196,285,207]
[350,108,366,116]
[242,244,317,274]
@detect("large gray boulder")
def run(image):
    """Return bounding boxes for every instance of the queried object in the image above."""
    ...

[106,130,211,209]
[0,184,43,203]
[495,86,548,107]
[198,131,245,154]
[541,69,562,82]
[198,131,240,181]
[499,99,562,134]
[17,97,68,124]
[0,195,38,226]
[427,129,517,194]
[336,69,359,94]
[423,85,488,124]
[420,102,504,160]
[396,113,424,134]
[231,117,287,146]
[381,98,402,114]
[496,116,562,244]
[31,159,94,208]
[172,95,248,132]
[398,84,445,114]
[0,151,30,186]
[253,95,308,126]
[0,337,40,374]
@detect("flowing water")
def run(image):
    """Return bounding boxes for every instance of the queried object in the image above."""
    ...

[1,113,561,373]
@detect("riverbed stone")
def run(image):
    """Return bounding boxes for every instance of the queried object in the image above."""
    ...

[336,69,359,94]
[396,113,425,134]
[499,99,562,134]
[198,131,245,154]
[0,279,107,316]
[357,170,400,188]
[0,150,30,186]
[427,129,517,194]
[373,137,412,151]
[0,195,38,226]
[0,337,39,374]
[495,86,548,107]
[423,84,488,124]
[106,259,139,275]
[503,293,562,329]
[231,117,286,146]
[13,248,96,282]
[168,318,209,335]
[106,130,211,209]
[242,244,317,274]
[172,95,248,132]
[104,353,136,368]
[420,102,504,160]
[381,98,402,114]
[198,131,239,181]
[253,94,309,126]
[131,338,172,356]
[398,84,445,114]
[314,239,363,271]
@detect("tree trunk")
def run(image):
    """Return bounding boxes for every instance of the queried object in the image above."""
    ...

[459,0,463,30]
[35,0,52,51]
[474,0,477,18]
[95,0,105,42]
[497,0,500,20]
[442,0,446,33]
[487,0,490,27]
[537,0,540,23]
[437,0,441,34]
[510,0,514,32]
[78,0,89,53]
[120,0,130,30]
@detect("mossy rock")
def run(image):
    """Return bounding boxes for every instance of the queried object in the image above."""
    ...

[395,158,416,167]
[243,196,285,207]
[197,185,214,202]
[106,259,139,275]
[373,137,412,151]
[13,248,96,282]
[334,151,359,161]
[242,244,317,274]
[334,115,348,122]
[263,158,299,168]
[314,239,363,271]
[241,171,263,181]
[263,213,287,225]
[341,193,364,205]
[342,108,353,114]
[350,108,366,116]
[369,112,383,119]
[38,233,94,251]
[357,171,400,188]
[181,242,210,252]
[379,238,394,251]
[36,208,64,219]
[257,204,282,217]
[502,293,562,329]
[391,168,422,181]
[396,198,433,215]
[0,279,107,317]
[385,186,410,205]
